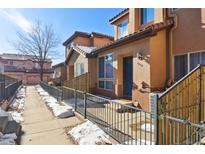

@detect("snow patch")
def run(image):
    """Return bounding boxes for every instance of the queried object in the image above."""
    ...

[68,121,112,145]
[36,85,74,118]
[0,132,17,145]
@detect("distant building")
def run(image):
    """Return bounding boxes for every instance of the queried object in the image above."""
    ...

[52,62,67,81]
[0,53,53,84]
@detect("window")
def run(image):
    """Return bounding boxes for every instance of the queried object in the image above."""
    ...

[174,55,188,81]
[190,52,205,70]
[76,63,84,76]
[174,51,205,81]
[98,54,114,90]
[117,20,128,39]
[141,8,154,25]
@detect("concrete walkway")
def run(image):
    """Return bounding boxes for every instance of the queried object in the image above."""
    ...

[20,86,84,145]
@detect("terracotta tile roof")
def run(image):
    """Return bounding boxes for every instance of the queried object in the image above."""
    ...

[109,8,129,24]
[91,19,174,55]
[63,31,114,46]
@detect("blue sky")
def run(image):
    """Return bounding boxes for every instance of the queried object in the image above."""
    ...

[0,8,124,64]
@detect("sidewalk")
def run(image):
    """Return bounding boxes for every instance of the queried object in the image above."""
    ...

[20,86,84,145]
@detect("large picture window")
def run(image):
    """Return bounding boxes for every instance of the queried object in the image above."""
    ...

[98,54,114,90]
[141,8,154,25]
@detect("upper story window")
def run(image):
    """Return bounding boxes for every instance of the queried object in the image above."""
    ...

[141,8,154,25]
[117,20,128,39]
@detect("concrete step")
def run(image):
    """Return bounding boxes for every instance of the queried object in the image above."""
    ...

[0,116,9,132]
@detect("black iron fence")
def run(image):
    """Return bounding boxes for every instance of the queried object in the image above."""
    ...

[40,82,62,101]
[62,86,155,145]
[0,74,22,102]
[41,82,205,145]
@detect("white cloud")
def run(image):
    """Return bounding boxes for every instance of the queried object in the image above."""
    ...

[0,9,32,32]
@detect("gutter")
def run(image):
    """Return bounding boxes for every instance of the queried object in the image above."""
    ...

[166,9,178,87]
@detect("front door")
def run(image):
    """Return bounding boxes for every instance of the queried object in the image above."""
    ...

[123,56,133,98]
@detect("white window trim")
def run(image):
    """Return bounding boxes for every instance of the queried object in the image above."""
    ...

[97,53,114,91]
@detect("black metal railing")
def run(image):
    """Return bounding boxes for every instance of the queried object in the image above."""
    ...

[0,74,22,102]
[41,82,205,145]
[40,81,62,101]
[61,86,155,145]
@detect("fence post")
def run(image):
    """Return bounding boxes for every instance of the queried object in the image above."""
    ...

[151,93,159,145]
[84,91,87,119]
[74,89,77,111]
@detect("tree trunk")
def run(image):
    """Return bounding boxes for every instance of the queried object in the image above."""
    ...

[40,63,44,81]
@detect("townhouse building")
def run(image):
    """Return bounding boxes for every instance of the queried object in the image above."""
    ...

[0,53,53,84]
[64,8,205,112]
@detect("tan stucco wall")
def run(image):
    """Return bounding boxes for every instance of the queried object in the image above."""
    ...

[92,37,113,48]
[67,51,88,78]
[73,36,91,46]
[173,8,205,54]
[88,58,97,93]
[150,30,167,90]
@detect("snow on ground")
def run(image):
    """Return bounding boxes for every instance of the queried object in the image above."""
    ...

[0,132,17,145]
[36,85,74,118]
[68,121,112,145]
[0,85,26,145]
[8,86,26,123]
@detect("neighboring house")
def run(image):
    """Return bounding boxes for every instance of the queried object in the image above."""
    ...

[63,31,114,91]
[91,8,205,112]
[0,53,53,85]
[52,62,67,81]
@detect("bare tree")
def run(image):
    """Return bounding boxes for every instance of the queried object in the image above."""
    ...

[13,20,60,81]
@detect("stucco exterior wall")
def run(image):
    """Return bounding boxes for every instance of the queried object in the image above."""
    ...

[88,58,97,93]
[73,36,91,46]
[150,30,167,90]
[92,37,113,48]
[96,38,152,111]
[173,8,205,54]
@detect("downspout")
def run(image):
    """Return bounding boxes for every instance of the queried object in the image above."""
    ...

[165,9,178,87]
